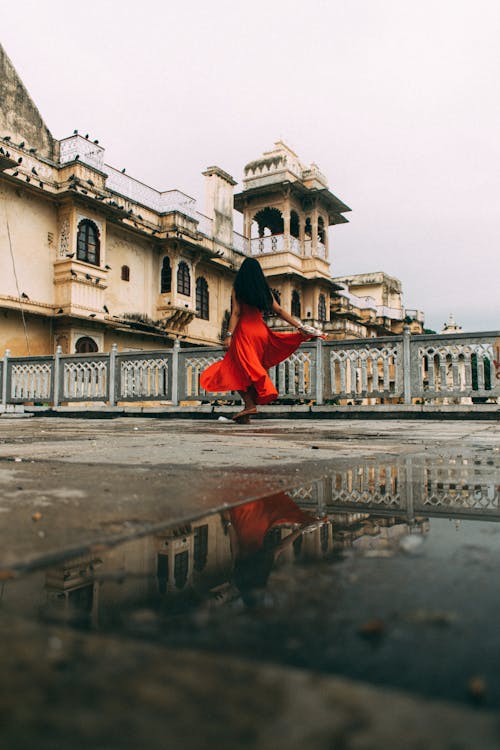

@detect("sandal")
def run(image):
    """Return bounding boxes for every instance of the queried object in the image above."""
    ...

[232,407,257,422]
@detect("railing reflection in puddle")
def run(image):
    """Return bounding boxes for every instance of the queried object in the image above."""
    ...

[293,450,499,520]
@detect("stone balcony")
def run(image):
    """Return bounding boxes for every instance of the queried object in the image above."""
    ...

[53,259,107,318]
[250,234,327,260]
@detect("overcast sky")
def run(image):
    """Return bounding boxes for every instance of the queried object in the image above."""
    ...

[2,0,499,332]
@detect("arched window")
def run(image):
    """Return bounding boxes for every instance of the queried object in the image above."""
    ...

[291,290,301,318]
[194,525,208,572]
[318,216,326,244]
[177,261,191,296]
[121,265,130,282]
[318,293,327,322]
[75,336,98,353]
[253,207,284,237]
[196,277,209,320]
[290,210,300,238]
[174,551,189,589]
[76,220,100,265]
[271,288,281,305]
[304,217,312,238]
[161,256,171,293]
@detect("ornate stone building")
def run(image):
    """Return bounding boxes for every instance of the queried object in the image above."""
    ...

[0,43,423,357]
[235,140,350,333]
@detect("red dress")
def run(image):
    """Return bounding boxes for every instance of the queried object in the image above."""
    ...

[200,302,307,405]
[230,492,317,557]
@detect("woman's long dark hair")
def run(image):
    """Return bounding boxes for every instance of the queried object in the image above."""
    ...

[234,257,273,312]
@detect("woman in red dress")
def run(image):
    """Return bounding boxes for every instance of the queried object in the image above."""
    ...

[200,258,321,422]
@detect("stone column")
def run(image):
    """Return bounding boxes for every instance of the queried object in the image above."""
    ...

[283,207,291,252]
[311,204,318,256]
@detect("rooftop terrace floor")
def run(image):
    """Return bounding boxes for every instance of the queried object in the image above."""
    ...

[1,417,499,749]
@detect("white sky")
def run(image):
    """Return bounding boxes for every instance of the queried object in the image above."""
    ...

[2,0,499,332]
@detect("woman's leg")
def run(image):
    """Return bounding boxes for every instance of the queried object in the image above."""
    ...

[233,386,257,420]
[237,388,256,411]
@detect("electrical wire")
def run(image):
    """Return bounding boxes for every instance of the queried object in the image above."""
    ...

[3,203,31,355]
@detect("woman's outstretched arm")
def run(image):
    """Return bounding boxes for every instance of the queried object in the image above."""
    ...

[271,299,303,329]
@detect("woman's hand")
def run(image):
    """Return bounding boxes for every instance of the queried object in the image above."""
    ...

[223,335,232,349]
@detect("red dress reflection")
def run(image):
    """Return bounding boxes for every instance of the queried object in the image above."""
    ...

[230,491,317,557]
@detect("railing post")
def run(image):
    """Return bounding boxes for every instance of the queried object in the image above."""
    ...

[315,337,324,405]
[402,325,412,405]
[53,345,62,408]
[171,338,180,406]
[109,343,117,407]
[2,349,10,409]
[404,456,415,525]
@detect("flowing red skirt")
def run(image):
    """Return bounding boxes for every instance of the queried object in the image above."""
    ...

[230,492,317,556]
[200,303,308,405]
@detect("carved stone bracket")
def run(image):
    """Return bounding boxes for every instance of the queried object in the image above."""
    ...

[161,307,196,330]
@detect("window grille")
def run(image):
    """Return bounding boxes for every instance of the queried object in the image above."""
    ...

[177,261,191,296]
[174,551,189,589]
[318,294,327,322]
[195,277,209,320]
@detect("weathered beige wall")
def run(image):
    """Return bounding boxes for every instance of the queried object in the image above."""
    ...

[0,182,58,304]
[105,227,154,319]
[0,43,55,160]
[0,310,52,356]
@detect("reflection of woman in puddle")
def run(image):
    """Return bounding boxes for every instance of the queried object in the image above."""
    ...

[222,492,322,606]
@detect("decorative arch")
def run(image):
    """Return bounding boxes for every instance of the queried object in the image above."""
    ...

[76,219,100,265]
[290,210,300,239]
[318,216,326,244]
[177,261,191,296]
[291,290,301,318]
[196,276,209,320]
[161,256,171,293]
[252,207,284,237]
[75,336,98,353]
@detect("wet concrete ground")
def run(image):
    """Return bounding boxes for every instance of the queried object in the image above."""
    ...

[1,417,499,748]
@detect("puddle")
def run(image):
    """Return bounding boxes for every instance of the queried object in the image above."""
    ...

[1,449,499,708]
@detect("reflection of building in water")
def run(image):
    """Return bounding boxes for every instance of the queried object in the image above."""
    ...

[44,554,102,626]
[34,507,333,625]
[331,514,429,551]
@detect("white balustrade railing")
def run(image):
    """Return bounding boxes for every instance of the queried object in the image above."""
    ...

[250,234,285,255]
[1,330,498,408]
[59,135,105,170]
[317,241,326,258]
[377,305,404,320]
[195,212,214,238]
[232,231,250,255]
